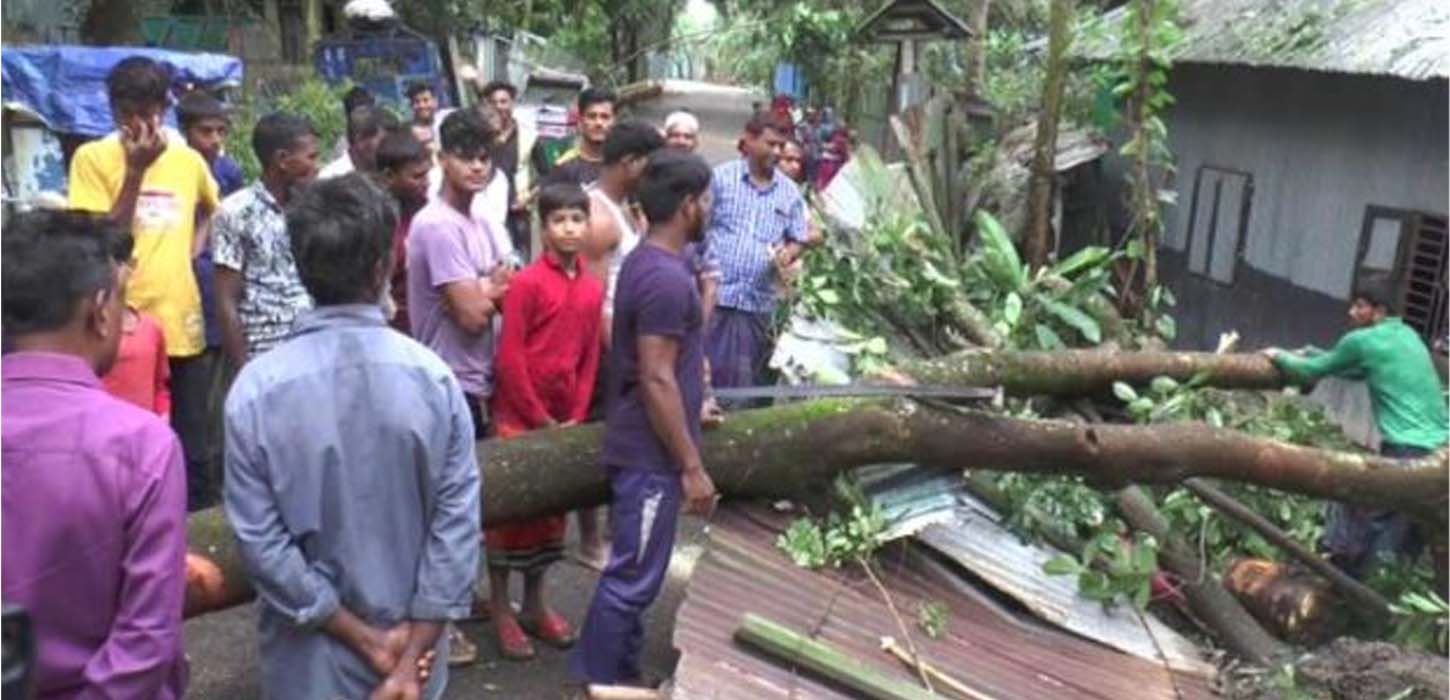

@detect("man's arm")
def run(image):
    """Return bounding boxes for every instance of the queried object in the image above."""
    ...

[214,268,248,369]
[193,156,221,257]
[416,221,504,334]
[76,428,187,700]
[639,335,716,515]
[1268,332,1365,383]
[223,399,343,627]
[378,381,481,699]
[441,280,502,335]
[582,196,620,284]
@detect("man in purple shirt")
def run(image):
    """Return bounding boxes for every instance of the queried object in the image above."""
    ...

[406,106,511,664]
[569,150,719,687]
[2,210,188,700]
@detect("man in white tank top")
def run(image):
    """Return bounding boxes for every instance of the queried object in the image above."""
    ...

[581,121,666,347]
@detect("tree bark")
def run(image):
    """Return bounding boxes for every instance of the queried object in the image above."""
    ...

[906,348,1282,396]
[186,393,1448,617]
[961,0,993,99]
[1022,0,1076,268]
[1115,487,1291,666]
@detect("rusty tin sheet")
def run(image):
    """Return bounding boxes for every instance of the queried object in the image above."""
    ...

[672,505,1216,700]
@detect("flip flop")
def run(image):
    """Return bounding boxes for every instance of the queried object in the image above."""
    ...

[521,610,578,649]
[495,614,536,661]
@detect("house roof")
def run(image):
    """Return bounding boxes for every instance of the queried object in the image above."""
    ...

[1079,0,1450,81]
[856,0,974,42]
[671,504,1217,700]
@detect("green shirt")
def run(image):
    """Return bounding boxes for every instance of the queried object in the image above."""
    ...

[1273,318,1448,450]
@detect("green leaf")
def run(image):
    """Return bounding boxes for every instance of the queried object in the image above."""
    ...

[817,288,840,305]
[1003,292,1023,326]
[1128,397,1155,417]
[1205,407,1224,428]
[1049,246,1113,279]
[1112,381,1139,402]
[1035,323,1066,350]
[1149,376,1179,396]
[1131,537,1158,574]
[1132,581,1152,610]
[1043,555,1081,576]
[1125,238,1146,259]
[1043,300,1102,344]
[1155,314,1177,340]
[974,210,1026,291]
[864,337,888,355]
[922,260,962,289]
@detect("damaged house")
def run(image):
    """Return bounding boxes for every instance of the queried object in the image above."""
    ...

[1069,0,1450,352]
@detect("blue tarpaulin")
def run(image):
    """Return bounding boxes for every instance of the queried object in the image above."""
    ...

[1,45,243,137]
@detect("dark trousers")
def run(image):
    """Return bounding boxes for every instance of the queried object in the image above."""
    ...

[1323,442,1430,578]
[169,352,217,511]
[705,307,773,409]
[569,467,682,684]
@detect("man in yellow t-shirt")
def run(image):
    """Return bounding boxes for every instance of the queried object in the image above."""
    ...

[68,56,220,510]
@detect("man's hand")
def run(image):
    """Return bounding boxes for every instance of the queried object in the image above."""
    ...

[121,117,166,174]
[701,396,725,429]
[361,622,412,677]
[681,463,717,516]
[370,667,423,700]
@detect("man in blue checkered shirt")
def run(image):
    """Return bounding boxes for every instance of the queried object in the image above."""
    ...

[702,112,810,397]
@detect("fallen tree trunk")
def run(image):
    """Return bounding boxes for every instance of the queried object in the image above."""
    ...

[187,394,1448,617]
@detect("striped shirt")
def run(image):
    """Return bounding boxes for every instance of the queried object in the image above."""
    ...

[705,159,809,313]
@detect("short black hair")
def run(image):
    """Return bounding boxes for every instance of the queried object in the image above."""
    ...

[176,90,228,130]
[637,150,712,224]
[537,182,590,220]
[343,86,374,117]
[1353,271,1398,312]
[375,127,430,173]
[406,81,435,100]
[744,111,790,136]
[346,105,398,145]
[438,108,494,159]
[2,210,133,337]
[480,81,517,100]
[107,56,171,111]
[603,119,665,165]
[287,174,398,305]
[252,112,316,168]
[577,86,616,113]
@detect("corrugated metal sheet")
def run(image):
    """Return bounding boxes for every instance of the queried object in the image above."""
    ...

[850,465,1215,676]
[673,505,1217,700]
[1081,0,1450,81]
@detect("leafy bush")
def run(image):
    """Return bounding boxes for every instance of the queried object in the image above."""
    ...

[223,78,353,183]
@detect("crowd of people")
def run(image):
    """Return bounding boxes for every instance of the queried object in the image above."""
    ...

[2,54,828,700]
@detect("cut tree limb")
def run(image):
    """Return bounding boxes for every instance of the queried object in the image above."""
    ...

[1181,478,1394,619]
[186,392,1447,618]
[907,348,1284,396]
[1115,486,1292,665]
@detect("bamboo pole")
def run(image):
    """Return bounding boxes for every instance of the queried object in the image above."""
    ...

[734,614,941,700]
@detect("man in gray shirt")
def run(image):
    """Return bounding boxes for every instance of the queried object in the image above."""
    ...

[224,174,482,700]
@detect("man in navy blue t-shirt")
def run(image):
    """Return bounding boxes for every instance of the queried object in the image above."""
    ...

[569,151,719,686]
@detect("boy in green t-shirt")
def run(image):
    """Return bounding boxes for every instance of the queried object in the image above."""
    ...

[1263,272,1448,578]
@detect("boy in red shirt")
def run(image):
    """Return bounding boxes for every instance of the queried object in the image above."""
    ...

[487,182,603,659]
[102,305,171,417]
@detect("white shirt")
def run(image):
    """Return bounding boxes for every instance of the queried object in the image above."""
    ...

[318,151,354,179]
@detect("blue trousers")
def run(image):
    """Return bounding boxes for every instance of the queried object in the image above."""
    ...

[1323,442,1430,578]
[569,467,682,684]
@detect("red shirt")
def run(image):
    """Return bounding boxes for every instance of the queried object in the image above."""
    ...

[490,252,604,431]
[389,207,417,334]
[101,310,171,417]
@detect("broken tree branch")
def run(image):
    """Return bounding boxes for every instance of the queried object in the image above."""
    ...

[1181,479,1394,618]
[1115,486,1291,665]
[905,349,1283,397]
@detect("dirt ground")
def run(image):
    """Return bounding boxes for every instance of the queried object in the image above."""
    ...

[1226,638,1449,700]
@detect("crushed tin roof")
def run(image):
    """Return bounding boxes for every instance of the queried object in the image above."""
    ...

[673,504,1217,700]
[1078,0,1450,81]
